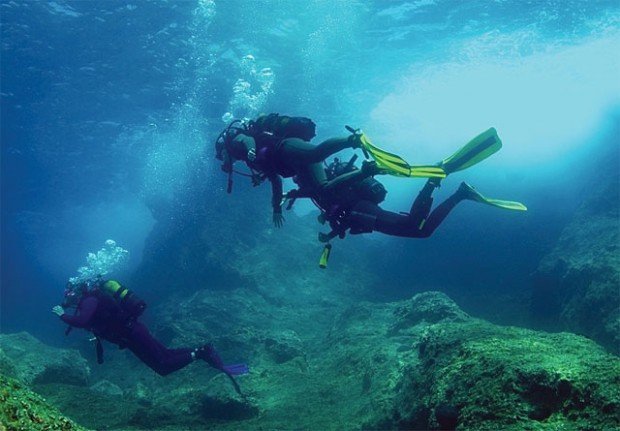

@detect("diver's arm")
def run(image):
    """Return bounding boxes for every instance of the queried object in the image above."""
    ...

[60,296,98,328]
[268,174,283,211]
[268,174,285,227]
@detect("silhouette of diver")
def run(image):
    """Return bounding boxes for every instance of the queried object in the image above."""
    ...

[53,279,248,391]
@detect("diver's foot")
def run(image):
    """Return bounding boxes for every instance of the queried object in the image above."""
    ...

[428,177,442,188]
[457,182,482,201]
[194,344,222,367]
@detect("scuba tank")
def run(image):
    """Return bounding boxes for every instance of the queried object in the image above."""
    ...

[325,156,387,205]
[100,280,146,319]
[249,113,316,141]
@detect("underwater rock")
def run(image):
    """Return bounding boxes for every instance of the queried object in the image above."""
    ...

[263,330,305,364]
[120,375,259,429]
[201,374,259,420]
[0,373,87,431]
[0,332,90,386]
[390,291,469,334]
[35,382,139,430]
[395,322,620,430]
[325,292,619,430]
[532,161,620,353]
[89,379,123,396]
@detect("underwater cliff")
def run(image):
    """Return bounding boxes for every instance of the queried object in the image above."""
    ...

[532,139,620,354]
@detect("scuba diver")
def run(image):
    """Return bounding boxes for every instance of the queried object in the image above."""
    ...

[294,128,527,242]
[304,157,513,242]
[282,127,526,267]
[52,278,249,391]
[215,113,365,227]
[215,116,526,267]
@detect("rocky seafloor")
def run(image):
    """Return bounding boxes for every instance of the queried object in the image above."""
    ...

[1,290,619,431]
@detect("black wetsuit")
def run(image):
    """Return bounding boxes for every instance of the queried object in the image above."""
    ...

[346,179,465,238]
[318,177,467,239]
[229,133,355,214]
[228,128,465,238]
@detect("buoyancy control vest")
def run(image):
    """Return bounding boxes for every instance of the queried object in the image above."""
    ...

[249,113,317,142]
[100,280,146,320]
[325,157,387,205]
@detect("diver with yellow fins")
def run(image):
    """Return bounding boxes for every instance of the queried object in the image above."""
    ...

[301,127,527,267]
[215,114,526,267]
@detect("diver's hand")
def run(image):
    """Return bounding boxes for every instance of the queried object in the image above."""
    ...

[273,210,285,228]
[52,305,65,317]
[345,125,363,148]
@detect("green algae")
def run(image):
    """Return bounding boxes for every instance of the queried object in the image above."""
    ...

[0,373,87,431]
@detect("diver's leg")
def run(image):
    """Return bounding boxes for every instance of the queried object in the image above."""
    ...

[126,322,194,376]
[409,178,440,228]
[279,137,353,164]
[349,186,461,239]
[348,200,427,238]
[416,187,466,237]
[293,162,329,191]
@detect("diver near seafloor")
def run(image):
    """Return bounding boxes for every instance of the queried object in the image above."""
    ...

[52,278,249,392]
[214,113,364,227]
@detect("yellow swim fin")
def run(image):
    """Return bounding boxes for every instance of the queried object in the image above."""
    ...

[459,182,527,211]
[359,134,446,179]
[442,128,502,174]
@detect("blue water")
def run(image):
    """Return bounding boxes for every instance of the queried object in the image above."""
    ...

[1,0,619,341]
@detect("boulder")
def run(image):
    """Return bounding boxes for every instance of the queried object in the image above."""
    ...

[89,379,123,396]
[0,373,87,431]
[532,145,619,353]
[0,332,90,386]
[323,292,620,431]
[263,330,305,364]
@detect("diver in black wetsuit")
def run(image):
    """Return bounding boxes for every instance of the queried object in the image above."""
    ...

[216,117,525,245]
[215,114,362,227]
[311,158,477,240]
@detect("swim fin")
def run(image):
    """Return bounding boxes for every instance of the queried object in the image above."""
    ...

[359,134,447,179]
[441,128,502,174]
[459,182,527,211]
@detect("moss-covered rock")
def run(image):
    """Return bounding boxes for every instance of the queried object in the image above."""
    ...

[326,292,619,430]
[532,146,619,353]
[0,332,90,386]
[12,291,618,430]
[404,322,620,430]
[0,373,88,431]
[34,383,142,430]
